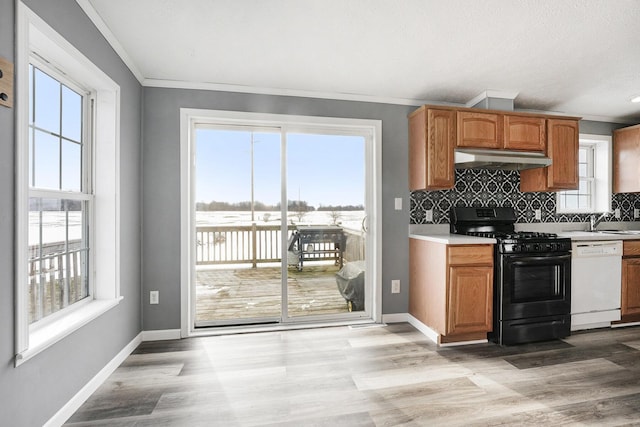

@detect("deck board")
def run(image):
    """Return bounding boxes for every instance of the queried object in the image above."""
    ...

[195,263,355,322]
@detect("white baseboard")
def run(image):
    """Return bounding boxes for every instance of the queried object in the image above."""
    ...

[612,321,640,328]
[141,329,181,341]
[407,314,440,344]
[45,332,143,427]
[382,313,409,323]
[406,314,487,347]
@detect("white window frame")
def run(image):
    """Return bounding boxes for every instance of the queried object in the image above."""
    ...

[15,2,121,366]
[27,58,94,324]
[179,109,382,337]
[556,134,612,215]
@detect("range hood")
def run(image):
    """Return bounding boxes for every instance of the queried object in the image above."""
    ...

[454,148,552,171]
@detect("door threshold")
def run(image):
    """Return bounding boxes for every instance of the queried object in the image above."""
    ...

[187,318,378,337]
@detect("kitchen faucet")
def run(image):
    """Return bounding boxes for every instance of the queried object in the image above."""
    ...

[588,212,609,231]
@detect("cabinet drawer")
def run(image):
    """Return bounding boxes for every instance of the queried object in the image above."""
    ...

[448,245,493,265]
[624,240,640,257]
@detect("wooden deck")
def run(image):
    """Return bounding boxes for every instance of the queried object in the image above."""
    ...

[195,263,354,323]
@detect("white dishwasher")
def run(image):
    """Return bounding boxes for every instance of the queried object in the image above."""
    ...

[571,240,622,331]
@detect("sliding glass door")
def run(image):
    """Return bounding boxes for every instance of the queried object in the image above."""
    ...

[285,131,367,320]
[189,116,374,328]
[194,127,282,326]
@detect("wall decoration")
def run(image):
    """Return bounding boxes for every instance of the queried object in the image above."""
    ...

[410,169,639,224]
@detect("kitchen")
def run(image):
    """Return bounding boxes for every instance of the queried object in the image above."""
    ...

[4,1,640,425]
[408,101,640,346]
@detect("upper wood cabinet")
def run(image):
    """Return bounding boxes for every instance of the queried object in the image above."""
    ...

[503,116,546,151]
[613,124,640,193]
[409,107,456,190]
[457,111,502,149]
[408,105,579,191]
[520,118,579,192]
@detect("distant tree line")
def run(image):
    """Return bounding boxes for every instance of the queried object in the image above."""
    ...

[196,200,364,211]
[317,204,364,211]
[29,199,83,211]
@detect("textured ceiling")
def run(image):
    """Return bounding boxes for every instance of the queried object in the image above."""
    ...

[84,0,640,123]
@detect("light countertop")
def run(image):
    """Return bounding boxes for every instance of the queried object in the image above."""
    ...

[409,232,496,245]
[409,230,640,244]
[557,231,640,241]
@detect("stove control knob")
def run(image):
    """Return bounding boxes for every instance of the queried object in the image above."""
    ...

[533,244,540,251]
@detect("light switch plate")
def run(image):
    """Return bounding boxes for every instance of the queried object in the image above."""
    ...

[615,208,621,219]
[534,209,541,220]
[394,197,402,210]
[635,208,640,219]
[150,291,159,304]
[391,280,400,294]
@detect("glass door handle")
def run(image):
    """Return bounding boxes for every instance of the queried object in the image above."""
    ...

[361,216,368,233]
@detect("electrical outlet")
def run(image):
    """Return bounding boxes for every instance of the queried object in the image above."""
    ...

[391,280,400,294]
[150,290,159,305]
[534,209,541,220]
[615,208,621,219]
[394,197,402,210]
[635,208,640,219]
[425,209,433,222]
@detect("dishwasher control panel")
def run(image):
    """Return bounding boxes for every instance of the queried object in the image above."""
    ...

[573,241,622,257]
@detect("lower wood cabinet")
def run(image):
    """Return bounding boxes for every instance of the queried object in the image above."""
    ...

[621,240,640,322]
[409,239,493,344]
[448,265,493,335]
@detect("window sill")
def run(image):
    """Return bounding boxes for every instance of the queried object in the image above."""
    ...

[15,297,123,367]
[556,210,596,215]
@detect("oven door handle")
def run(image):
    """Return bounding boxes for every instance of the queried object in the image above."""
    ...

[508,253,571,263]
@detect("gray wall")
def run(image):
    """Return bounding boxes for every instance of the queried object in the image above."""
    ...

[141,92,632,331]
[0,1,142,425]
[142,88,413,329]
[580,119,627,136]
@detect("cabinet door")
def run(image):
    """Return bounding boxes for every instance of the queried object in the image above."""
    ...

[409,108,455,190]
[520,118,579,192]
[622,258,640,317]
[613,126,640,193]
[457,111,502,149]
[546,119,579,189]
[447,265,493,335]
[504,115,546,152]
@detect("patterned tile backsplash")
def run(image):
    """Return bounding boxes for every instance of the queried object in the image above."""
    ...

[410,169,639,224]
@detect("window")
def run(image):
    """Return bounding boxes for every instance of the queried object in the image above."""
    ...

[15,3,121,365]
[557,135,612,214]
[28,63,92,324]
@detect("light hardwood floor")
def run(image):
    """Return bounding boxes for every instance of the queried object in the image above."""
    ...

[66,323,640,426]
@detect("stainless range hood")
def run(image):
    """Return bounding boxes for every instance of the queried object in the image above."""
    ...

[454,148,552,171]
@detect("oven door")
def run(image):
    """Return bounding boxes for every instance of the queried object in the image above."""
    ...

[498,252,571,321]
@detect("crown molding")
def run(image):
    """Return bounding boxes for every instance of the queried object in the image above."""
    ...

[74,0,144,83]
[142,78,436,107]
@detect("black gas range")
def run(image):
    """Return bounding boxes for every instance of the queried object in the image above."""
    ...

[450,207,572,345]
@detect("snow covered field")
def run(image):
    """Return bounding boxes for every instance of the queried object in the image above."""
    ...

[30,210,366,246]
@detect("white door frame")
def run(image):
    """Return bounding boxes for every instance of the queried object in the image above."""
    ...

[179,108,382,337]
